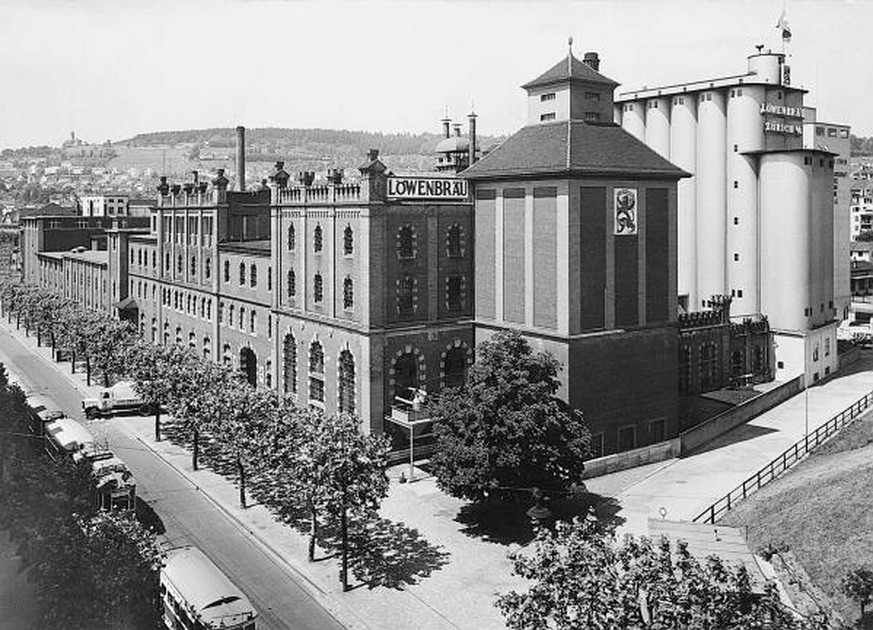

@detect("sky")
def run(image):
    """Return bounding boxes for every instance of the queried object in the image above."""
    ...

[0,0,871,149]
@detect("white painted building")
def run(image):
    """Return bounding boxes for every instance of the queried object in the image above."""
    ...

[80,194,129,217]
[615,47,840,384]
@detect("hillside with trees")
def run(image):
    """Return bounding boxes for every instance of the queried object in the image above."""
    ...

[851,134,873,156]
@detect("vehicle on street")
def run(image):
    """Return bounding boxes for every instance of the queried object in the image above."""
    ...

[82,380,151,419]
[160,546,258,630]
[43,415,96,461]
[25,393,65,437]
[90,452,136,511]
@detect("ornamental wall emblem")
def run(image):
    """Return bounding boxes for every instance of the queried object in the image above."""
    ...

[614,187,638,236]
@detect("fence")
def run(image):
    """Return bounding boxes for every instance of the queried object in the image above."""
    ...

[693,389,873,524]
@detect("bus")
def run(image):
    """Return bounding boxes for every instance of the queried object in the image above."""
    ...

[43,416,96,461]
[160,546,258,630]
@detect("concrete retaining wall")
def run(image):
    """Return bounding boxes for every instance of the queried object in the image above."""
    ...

[582,438,681,479]
[678,375,804,455]
[582,376,804,479]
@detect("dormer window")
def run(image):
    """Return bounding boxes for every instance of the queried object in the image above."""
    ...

[540,93,556,102]
[540,113,556,122]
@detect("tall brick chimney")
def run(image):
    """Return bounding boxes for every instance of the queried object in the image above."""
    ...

[236,126,246,192]
[583,52,600,72]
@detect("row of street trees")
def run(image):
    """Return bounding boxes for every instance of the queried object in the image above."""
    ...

[0,280,132,386]
[0,279,390,591]
[0,363,163,629]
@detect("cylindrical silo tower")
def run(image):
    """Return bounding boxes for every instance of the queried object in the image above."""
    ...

[747,52,783,85]
[759,153,810,331]
[621,100,646,142]
[645,97,671,159]
[670,94,698,309]
[726,84,765,317]
[695,89,727,306]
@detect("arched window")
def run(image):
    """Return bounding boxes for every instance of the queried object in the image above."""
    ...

[338,350,355,414]
[394,352,418,400]
[165,252,171,271]
[222,344,232,366]
[700,343,718,390]
[250,310,256,333]
[444,347,467,389]
[188,332,196,349]
[287,269,296,297]
[731,348,746,377]
[239,306,245,329]
[239,262,246,286]
[397,275,416,315]
[250,264,257,288]
[190,255,196,276]
[175,326,182,345]
[447,276,463,310]
[152,251,156,268]
[203,337,211,359]
[205,258,211,279]
[137,249,143,266]
[309,341,325,404]
[287,224,296,251]
[229,304,235,327]
[397,225,415,259]
[447,223,463,257]
[314,273,324,303]
[224,260,230,282]
[314,224,323,253]
[267,267,272,291]
[343,225,354,255]
[265,360,272,389]
[343,277,354,310]
[283,333,297,394]
[176,254,182,274]
[218,301,224,324]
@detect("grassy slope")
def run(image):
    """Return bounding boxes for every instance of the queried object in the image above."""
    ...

[720,409,873,624]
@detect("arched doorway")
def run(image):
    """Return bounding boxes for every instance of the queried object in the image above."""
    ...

[240,347,257,387]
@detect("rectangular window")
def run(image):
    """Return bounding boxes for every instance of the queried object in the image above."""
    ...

[540,92,556,102]
[618,426,636,452]
[590,433,604,459]
[585,91,600,101]
[816,126,825,136]
[737,289,743,298]
[584,112,600,121]
[649,419,666,443]
[828,128,837,138]
[540,112,556,122]
[840,129,849,139]
[734,217,739,225]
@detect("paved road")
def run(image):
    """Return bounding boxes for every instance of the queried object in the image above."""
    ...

[0,327,346,630]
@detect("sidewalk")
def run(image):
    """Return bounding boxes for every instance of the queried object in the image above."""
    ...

[0,319,521,630]
[586,352,873,534]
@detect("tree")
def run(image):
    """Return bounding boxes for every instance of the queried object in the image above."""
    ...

[842,567,873,617]
[87,315,135,386]
[497,513,828,630]
[279,408,389,590]
[209,380,277,509]
[429,330,590,503]
[127,341,190,441]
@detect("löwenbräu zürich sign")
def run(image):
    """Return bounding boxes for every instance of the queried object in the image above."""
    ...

[387,177,468,200]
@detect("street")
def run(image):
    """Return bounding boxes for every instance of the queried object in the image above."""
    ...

[0,326,346,630]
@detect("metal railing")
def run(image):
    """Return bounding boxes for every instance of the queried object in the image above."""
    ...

[693,389,873,524]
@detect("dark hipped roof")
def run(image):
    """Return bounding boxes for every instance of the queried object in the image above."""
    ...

[522,53,618,90]
[462,121,688,180]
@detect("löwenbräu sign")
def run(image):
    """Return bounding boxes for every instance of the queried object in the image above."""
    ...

[387,177,468,200]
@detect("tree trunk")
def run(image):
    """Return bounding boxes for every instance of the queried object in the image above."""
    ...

[103,370,109,388]
[35,326,40,346]
[309,503,318,561]
[15,312,20,329]
[237,455,246,509]
[154,409,161,442]
[340,501,349,591]
[71,350,76,373]
[85,357,91,386]
[50,333,56,360]
[192,427,199,471]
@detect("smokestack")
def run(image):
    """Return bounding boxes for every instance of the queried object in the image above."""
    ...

[582,52,600,72]
[442,117,451,139]
[235,126,246,192]
[468,111,478,165]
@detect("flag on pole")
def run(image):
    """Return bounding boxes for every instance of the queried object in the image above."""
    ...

[776,8,792,42]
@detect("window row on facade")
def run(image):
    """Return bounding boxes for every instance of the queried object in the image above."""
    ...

[284,222,467,259]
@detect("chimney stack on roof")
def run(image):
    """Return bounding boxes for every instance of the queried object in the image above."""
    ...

[583,51,600,72]
[453,123,462,138]
[367,149,380,162]
[468,111,478,165]
[235,126,246,192]
[442,116,452,139]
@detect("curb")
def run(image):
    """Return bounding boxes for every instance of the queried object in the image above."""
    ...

[0,318,368,630]
[131,433,371,630]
